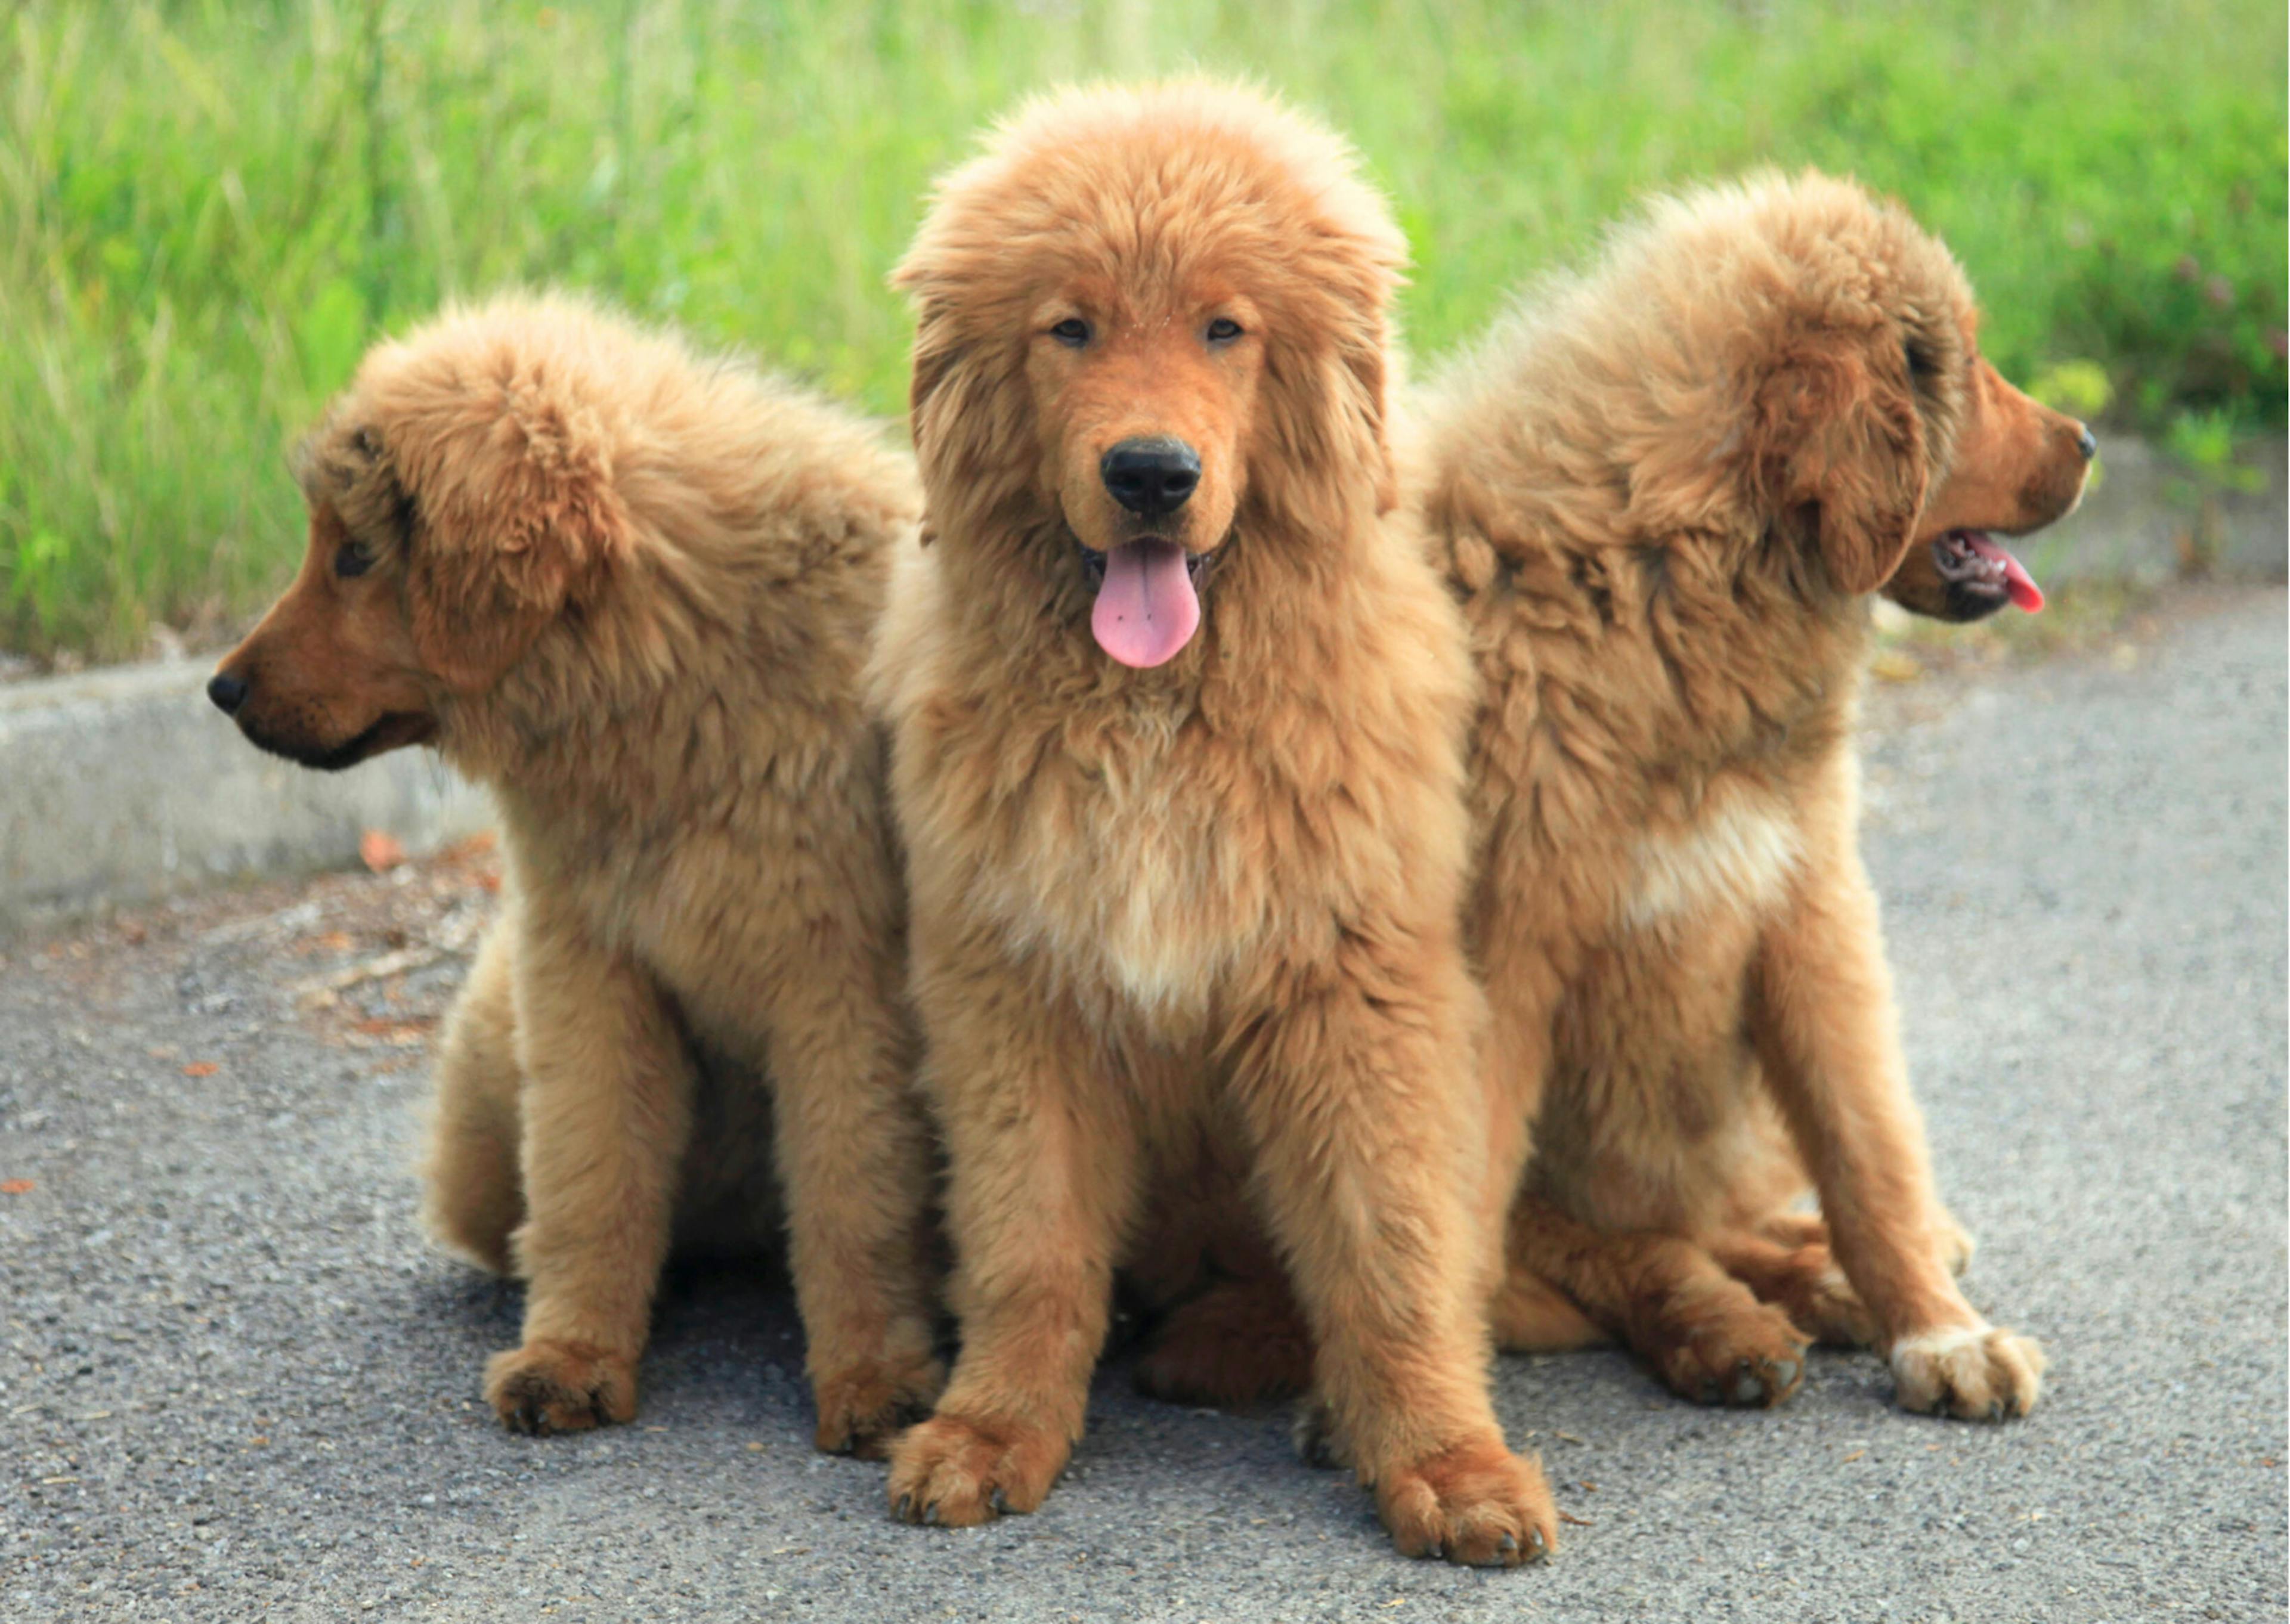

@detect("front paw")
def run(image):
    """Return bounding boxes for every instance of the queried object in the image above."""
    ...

[812,1349,946,1460]
[1889,1323,2044,1420]
[1376,1435,1557,1567]
[887,1412,1069,1527]
[485,1340,639,1435]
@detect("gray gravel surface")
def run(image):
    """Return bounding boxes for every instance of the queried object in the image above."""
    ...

[4,587,2284,1622]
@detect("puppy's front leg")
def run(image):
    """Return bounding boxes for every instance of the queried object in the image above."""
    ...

[1753,844,2044,1420]
[1236,943,1556,1567]
[763,940,943,1460]
[485,898,694,1435]
[887,971,1137,1527]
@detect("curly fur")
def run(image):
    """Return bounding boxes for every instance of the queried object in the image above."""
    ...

[1424,175,2082,1423]
[212,296,944,1453]
[872,82,1555,1564]
[1141,172,2087,1424]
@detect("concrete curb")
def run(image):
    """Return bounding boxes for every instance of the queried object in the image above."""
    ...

[0,661,488,939]
[0,434,2279,937]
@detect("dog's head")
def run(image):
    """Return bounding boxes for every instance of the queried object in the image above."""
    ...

[1879,336,2095,621]
[1732,175,2093,616]
[895,80,1406,669]
[209,299,635,770]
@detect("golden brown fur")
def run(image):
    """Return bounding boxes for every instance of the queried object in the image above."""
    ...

[872,82,1554,1564]
[1440,174,2088,1420]
[210,296,942,1454]
[1143,172,2091,1423]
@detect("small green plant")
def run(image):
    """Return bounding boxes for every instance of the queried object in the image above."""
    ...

[2027,359,2115,424]
[2155,404,2266,579]
[2167,407,2240,473]
[2165,407,2267,495]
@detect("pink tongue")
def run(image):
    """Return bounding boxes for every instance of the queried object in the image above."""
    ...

[1091,540,1201,667]
[1967,533,2045,613]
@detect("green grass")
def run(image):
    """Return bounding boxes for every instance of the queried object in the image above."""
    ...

[2,0,2282,663]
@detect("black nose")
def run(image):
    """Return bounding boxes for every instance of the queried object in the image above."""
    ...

[2075,424,2098,460]
[207,673,248,715]
[1100,438,1200,518]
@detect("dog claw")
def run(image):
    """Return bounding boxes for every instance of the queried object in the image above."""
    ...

[892,1493,912,1523]
[923,1502,941,1526]
[989,1487,1009,1516]
[1497,1533,1518,1556]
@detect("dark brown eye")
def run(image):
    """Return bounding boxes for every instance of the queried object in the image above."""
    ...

[1206,317,1243,345]
[334,540,375,579]
[1904,339,1938,380]
[1048,317,1091,348]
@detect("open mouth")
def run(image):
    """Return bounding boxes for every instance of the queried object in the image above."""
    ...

[1931,530,2044,613]
[1075,535,1220,668]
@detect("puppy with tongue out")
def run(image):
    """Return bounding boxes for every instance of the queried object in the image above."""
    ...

[874,80,1557,1566]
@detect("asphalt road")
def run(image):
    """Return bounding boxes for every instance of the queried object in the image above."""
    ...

[4,587,2283,1622]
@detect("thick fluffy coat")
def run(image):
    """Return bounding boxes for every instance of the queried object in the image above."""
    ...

[209,297,942,1453]
[1140,172,2091,1425]
[1425,173,2090,1418]
[874,83,1555,1563]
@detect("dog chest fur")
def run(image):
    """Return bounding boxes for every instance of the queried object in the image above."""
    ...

[1619,779,1803,933]
[906,705,1295,1031]
[876,537,1475,1041]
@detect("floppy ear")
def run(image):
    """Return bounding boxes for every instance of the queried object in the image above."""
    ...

[1754,334,1929,596]
[892,249,955,547]
[404,408,633,693]
[893,246,963,432]
[900,303,1043,549]
[1333,320,1400,515]
[906,312,963,455]
[904,325,953,555]
[1258,287,1399,523]
[903,323,967,550]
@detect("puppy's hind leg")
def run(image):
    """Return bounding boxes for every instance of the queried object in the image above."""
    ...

[422,914,527,1276]
[1754,1207,1974,1279]
[1705,1228,1879,1349]
[1488,1260,1607,1355]
[1505,1195,1811,1407]
[1134,1275,1316,1410]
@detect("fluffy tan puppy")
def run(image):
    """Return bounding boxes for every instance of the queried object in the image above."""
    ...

[208,296,942,1454]
[1142,172,2091,1424]
[871,82,1555,1564]
[1437,172,2092,1418]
